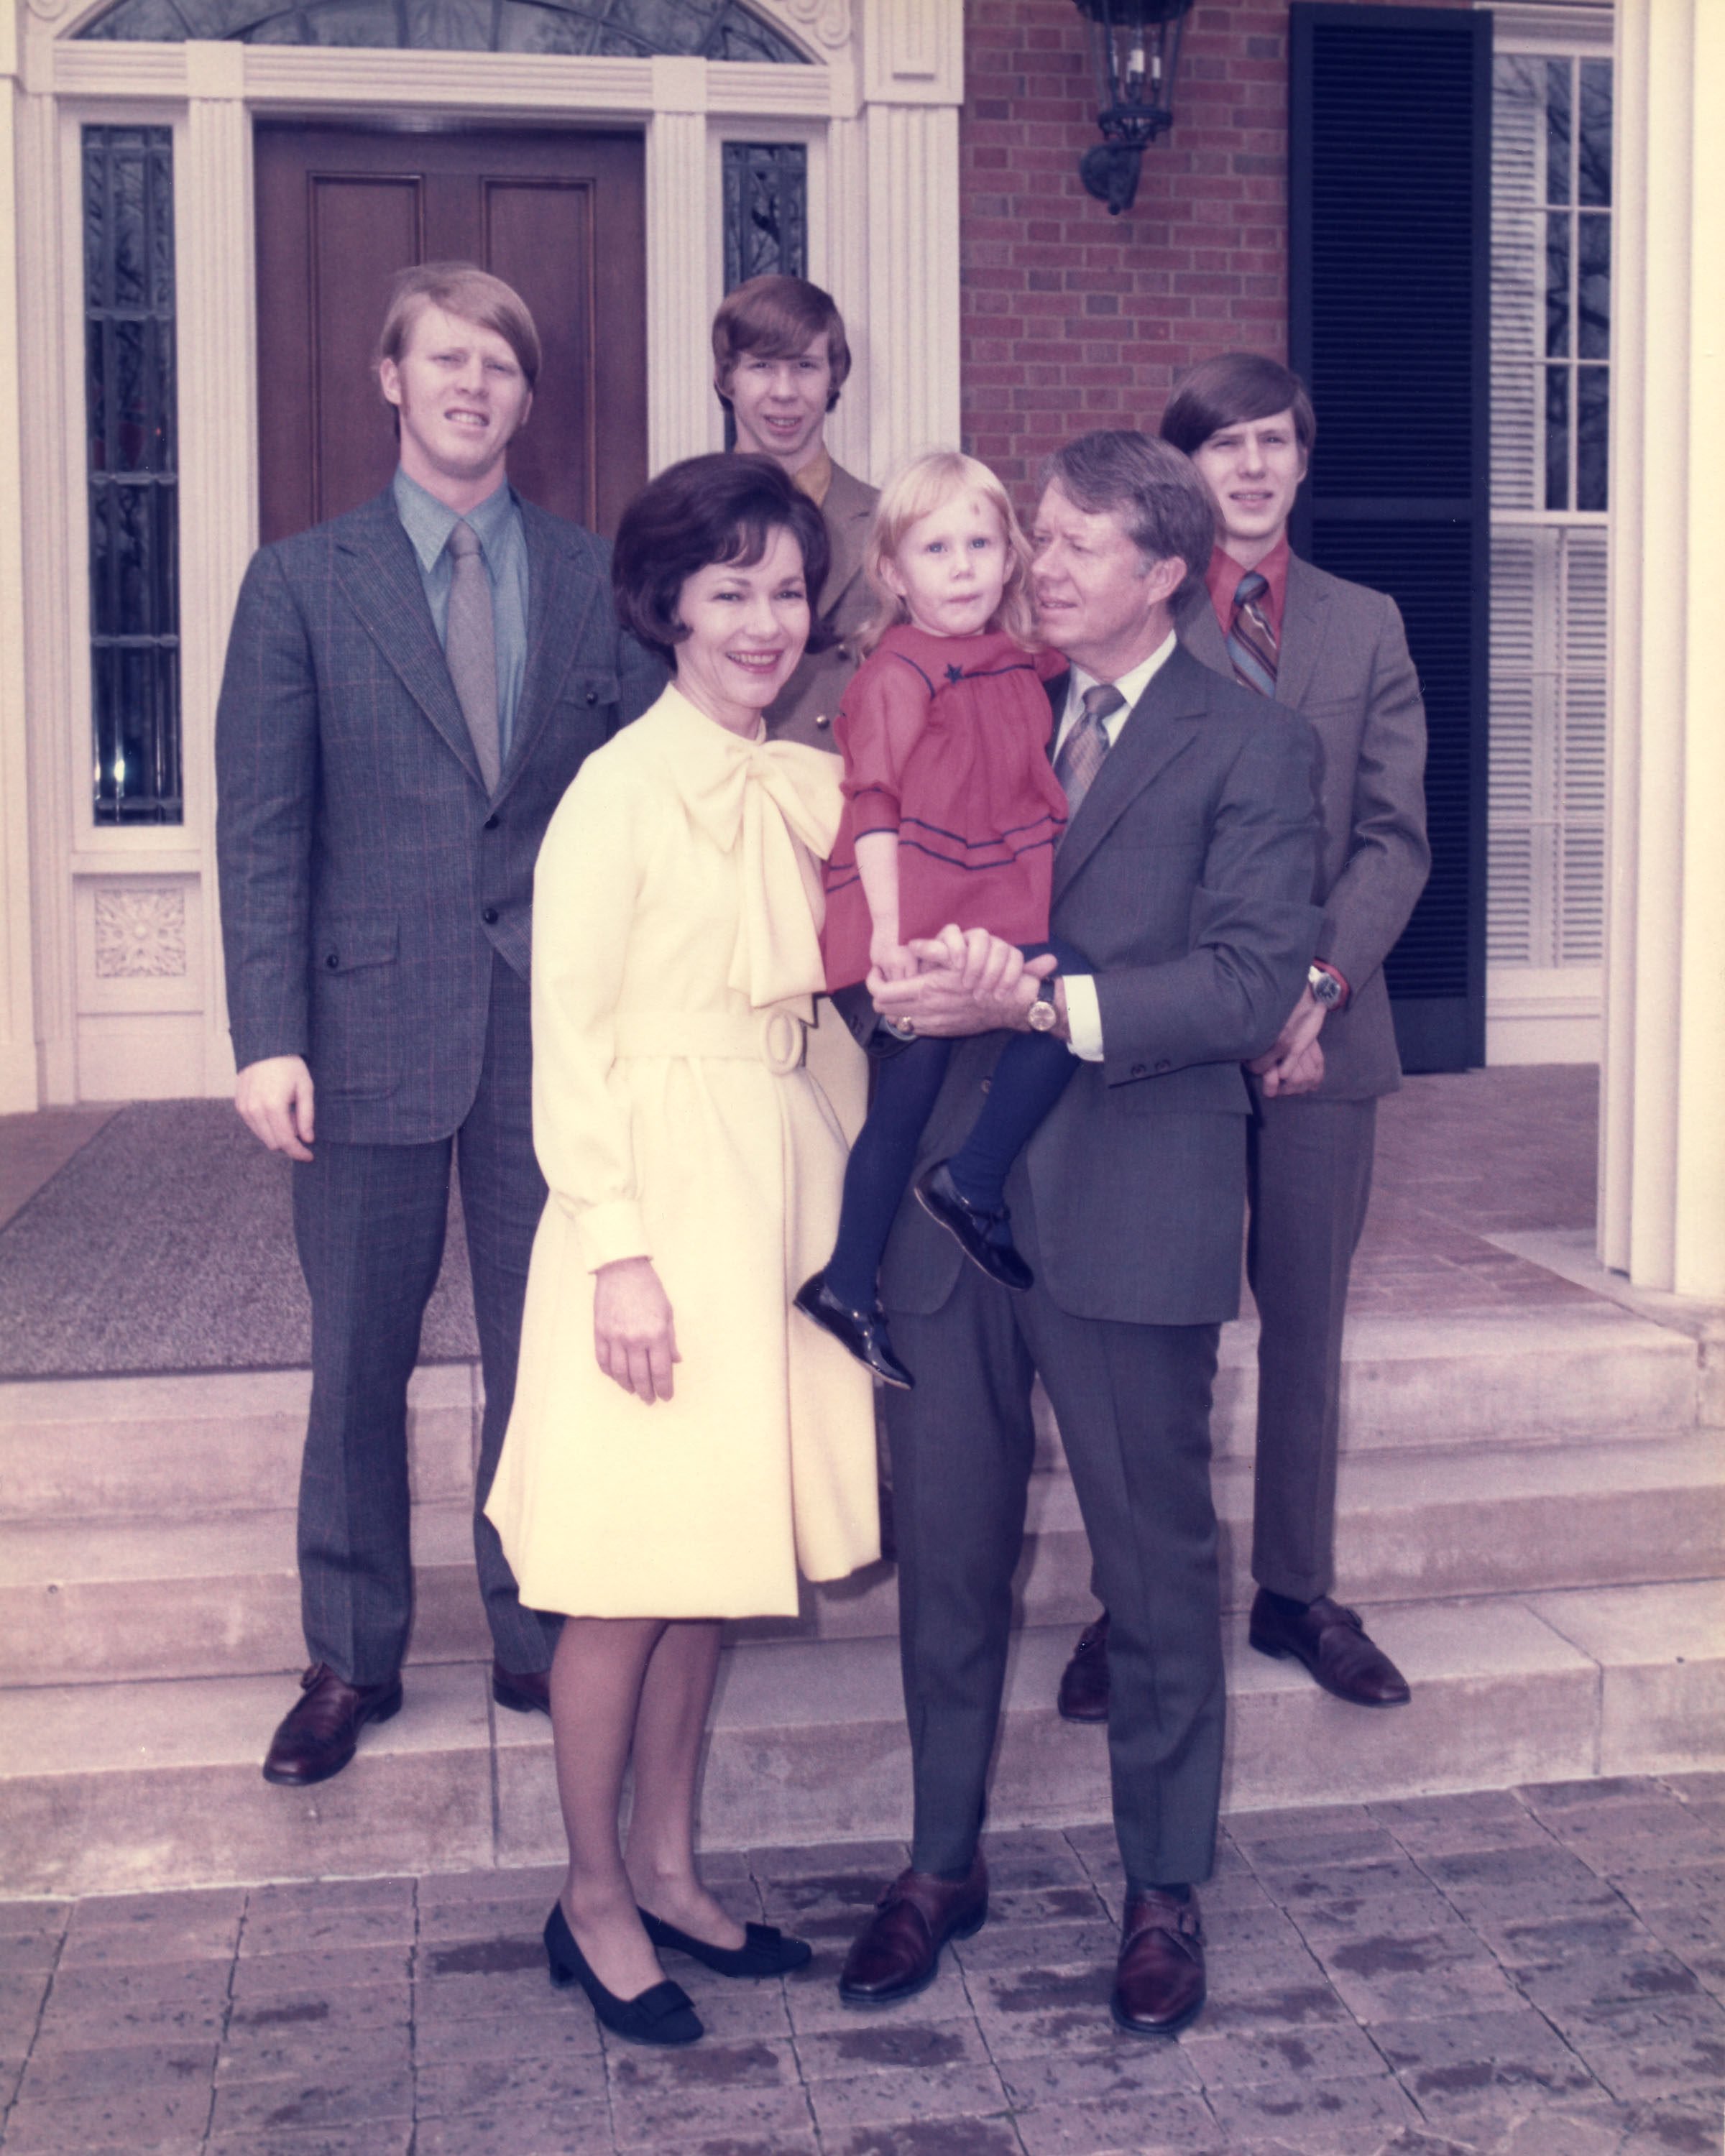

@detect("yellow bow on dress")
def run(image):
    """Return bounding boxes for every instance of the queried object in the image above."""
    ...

[661,688,843,1010]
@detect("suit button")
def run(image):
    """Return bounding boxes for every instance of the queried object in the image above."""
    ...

[584,688,598,704]
[325,952,339,969]
[481,906,498,925]
[816,714,830,728]
[1131,1062,1146,1078]
[482,813,500,831]
[1156,1059,1171,1073]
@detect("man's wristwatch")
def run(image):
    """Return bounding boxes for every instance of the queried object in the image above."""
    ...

[1026,975,1061,1033]
[1307,964,1346,1011]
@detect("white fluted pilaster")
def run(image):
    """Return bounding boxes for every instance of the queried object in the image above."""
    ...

[178,50,252,1091]
[1600,0,1725,1298]
[15,83,76,1101]
[646,62,719,473]
[0,65,37,1111]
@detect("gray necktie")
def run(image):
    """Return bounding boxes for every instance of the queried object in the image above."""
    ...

[1054,682,1126,819]
[446,520,501,793]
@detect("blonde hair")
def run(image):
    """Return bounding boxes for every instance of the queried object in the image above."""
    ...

[856,451,1039,657]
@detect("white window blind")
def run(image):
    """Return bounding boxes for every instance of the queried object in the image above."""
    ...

[1488,50,1610,973]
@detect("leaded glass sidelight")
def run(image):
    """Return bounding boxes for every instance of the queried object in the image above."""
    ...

[84,125,181,826]
[76,0,806,60]
[722,142,809,289]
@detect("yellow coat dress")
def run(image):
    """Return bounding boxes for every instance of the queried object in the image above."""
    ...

[485,685,879,1618]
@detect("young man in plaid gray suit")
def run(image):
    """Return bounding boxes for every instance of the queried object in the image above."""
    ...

[216,264,661,1787]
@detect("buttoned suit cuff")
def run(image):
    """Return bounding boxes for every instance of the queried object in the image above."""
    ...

[1062,974,1105,1061]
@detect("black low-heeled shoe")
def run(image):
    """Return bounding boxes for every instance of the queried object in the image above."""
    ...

[794,1272,914,1388]
[914,1162,1034,1291]
[543,1904,702,2047]
[638,1907,813,1978]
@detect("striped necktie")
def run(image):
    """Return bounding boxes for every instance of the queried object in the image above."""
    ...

[1228,568,1279,698]
[446,520,502,794]
[1054,682,1126,819]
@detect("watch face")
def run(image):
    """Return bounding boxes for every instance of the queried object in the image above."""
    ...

[1027,998,1058,1031]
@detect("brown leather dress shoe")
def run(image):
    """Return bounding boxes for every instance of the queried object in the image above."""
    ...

[262,1663,402,1787]
[1111,1888,1205,2036]
[492,1662,551,1715]
[1057,1610,1111,1723]
[838,1856,988,2005]
[1248,1589,1412,1708]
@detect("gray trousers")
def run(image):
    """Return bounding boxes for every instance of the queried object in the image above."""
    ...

[886,1263,1224,1889]
[1246,1092,1379,1603]
[290,957,558,1685]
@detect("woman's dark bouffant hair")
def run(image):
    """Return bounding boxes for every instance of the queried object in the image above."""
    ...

[612,454,832,666]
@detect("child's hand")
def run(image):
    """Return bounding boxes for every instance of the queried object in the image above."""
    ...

[869,928,919,981]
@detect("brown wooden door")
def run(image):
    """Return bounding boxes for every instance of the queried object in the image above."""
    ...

[254,123,647,544]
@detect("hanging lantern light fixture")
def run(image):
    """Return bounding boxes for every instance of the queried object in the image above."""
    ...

[1072,0,1197,216]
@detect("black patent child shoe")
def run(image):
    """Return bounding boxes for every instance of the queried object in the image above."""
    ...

[638,1907,813,1978]
[794,1273,915,1388]
[543,1904,702,2047]
[914,1162,1034,1292]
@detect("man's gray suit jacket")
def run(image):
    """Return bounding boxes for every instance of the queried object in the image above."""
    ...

[766,459,878,749]
[1177,556,1428,1100]
[216,487,664,1146]
[879,641,1323,1327]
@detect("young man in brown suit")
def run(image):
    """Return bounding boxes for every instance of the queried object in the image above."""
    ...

[711,275,877,747]
[1058,353,1430,1723]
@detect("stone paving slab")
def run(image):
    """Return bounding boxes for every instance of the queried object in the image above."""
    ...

[1,1774,1722,2155]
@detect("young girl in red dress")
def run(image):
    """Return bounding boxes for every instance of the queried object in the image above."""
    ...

[795,451,1087,1388]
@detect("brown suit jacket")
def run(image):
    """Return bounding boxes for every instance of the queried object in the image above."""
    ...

[765,459,878,749]
[1177,553,1430,1100]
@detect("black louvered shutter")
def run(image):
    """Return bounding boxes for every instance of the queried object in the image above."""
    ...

[1290,3,1491,1072]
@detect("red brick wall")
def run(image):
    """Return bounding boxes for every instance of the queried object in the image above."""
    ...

[960,0,1296,492]
[958,0,1465,492]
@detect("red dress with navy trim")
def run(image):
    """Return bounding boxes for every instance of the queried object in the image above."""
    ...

[820,623,1069,993]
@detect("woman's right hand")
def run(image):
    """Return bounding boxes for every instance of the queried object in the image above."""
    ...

[593,1257,680,1404]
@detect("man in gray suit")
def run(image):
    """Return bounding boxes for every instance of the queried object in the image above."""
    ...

[217,264,661,1787]
[710,274,877,747]
[1057,354,1430,1726]
[838,433,1321,2035]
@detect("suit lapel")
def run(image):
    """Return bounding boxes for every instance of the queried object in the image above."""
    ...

[502,502,606,797]
[1272,553,1328,710]
[335,492,483,788]
[1051,644,1208,902]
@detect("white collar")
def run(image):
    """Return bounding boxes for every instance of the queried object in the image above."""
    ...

[1055,630,1179,750]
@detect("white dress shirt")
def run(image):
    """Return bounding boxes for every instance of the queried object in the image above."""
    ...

[1054,631,1179,1061]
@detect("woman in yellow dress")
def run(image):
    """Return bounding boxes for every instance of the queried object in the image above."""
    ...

[485,453,878,2047]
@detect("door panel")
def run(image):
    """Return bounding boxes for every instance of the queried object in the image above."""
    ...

[254,124,646,544]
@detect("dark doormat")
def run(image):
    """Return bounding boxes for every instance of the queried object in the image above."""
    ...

[0,1102,479,1381]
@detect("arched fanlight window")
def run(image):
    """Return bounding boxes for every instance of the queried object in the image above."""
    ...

[75,0,807,60]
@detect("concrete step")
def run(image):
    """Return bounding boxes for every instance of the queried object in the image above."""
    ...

[7,1432,1720,1687]
[0,1301,1701,1526]
[0,1364,477,1519]
[3,1581,1719,1897]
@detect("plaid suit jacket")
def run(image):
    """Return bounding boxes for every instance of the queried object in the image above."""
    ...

[216,487,664,1145]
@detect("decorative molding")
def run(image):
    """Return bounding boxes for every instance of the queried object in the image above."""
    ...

[26,0,73,19]
[93,886,188,977]
[758,0,851,53]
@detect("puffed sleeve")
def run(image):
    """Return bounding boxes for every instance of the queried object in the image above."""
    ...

[830,643,934,838]
[528,747,651,1272]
